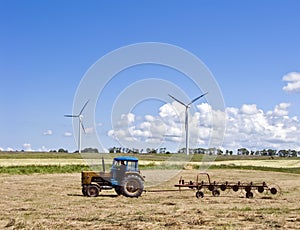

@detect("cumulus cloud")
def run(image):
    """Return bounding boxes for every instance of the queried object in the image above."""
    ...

[107,102,300,151]
[64,132,73,137]
[43,130,53,136]
[0,147,15,151]
[85,127,94,134]
[23,143,33,151]
[282,72,300,93]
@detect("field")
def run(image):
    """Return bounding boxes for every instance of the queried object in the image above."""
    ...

[0,169,299,229]
[0,152,299,229]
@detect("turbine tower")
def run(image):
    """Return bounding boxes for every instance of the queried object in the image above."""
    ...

[64,100,89,153]
[168,93,207,155]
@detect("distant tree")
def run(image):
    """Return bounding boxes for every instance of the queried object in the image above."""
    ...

[159,148,166,154]
[237,148,249,155]
[289,149,297,157]
[216,149,223,155]
[146,148,157,154]
[108,147,115,153]
[267,149,277,156]
[58,148,68,153]
[82,147,99,153]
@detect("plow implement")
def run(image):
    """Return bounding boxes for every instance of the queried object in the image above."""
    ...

[174,172,281,199]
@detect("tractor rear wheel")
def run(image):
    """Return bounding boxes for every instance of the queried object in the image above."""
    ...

[86,185,100,197]
[121,174,144,198]
[115,186,123,196]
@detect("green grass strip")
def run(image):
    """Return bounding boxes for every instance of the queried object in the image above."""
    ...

[0,164,299,175]
[206,165,300,174]
[0,164,90,174]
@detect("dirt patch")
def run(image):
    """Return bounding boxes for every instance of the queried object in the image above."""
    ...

[0,169,299,229]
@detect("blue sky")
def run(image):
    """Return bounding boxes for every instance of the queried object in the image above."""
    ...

[1,1,300,152]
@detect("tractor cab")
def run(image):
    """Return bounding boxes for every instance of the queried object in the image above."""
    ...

[110,156,139,185]
[111,156,139,172]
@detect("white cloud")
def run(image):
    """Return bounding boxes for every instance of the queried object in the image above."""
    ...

[64,132,73,137]
[240,104,259,115]
[43,130,53,136]
[0,147,14,151]
[23,143,33,151]
[37,146,49,152]
[107,102,300,151]
[282,72,300,93]
[85,127,94,134]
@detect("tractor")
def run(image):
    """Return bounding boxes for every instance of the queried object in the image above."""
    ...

[81,156,144,198]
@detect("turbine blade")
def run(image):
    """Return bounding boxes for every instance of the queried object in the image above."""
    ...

[79,100,90,115]
[188,92,208,106]
[81,121,86,134]
[64,115,78,117]
[168,94,187,107]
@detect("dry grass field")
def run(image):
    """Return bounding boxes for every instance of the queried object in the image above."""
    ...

[1,158,299,168]
[0,169,299,229]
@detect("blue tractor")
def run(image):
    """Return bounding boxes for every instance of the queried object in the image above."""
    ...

[81,156,144,198]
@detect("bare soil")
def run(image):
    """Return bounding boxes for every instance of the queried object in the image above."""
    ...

[0,169,299,229]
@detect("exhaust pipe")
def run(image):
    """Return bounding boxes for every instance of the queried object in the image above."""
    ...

[102,157,105,173]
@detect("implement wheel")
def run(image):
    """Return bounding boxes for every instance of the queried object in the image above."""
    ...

[270,187,277,195]
[196,191,204,199]
[86,185,99,197]
[257,186,264,193]
[212,189,220,197]
[246,191,253,199]
[220,184,227,191]
[121,174,144,198]
[232,185,239,192]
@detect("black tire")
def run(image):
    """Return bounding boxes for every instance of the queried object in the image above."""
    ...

[114,186,123,196]
[196,191,204,199]
[212,189,220,197]
[82,186,88,196]
[208,184,214,191]
[220,184,227,191]
[270,187,277,195]
[245,186,251,193]
[121,174,144,198]
[246,191,253,199]
[232,185,239,192]
[257,186,264,193]
[86,185,99,197]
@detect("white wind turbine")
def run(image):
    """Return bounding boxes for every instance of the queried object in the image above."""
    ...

[168,93,207,155]
[64,100,89,153]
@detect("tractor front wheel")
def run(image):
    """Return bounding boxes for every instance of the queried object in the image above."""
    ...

[82,186,88,196]
[121,174,144,198]
[86,185,100,197]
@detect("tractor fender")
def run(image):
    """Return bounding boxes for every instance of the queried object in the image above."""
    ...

[124,172,145,181]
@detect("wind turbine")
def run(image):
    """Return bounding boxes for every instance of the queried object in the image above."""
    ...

[168,93,208,155]
[64,100,89,153]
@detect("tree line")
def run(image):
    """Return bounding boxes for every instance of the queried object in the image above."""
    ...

[108,146,300,157]
[44,146,299,157]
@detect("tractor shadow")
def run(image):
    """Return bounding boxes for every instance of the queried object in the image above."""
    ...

[67,194,119,198]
